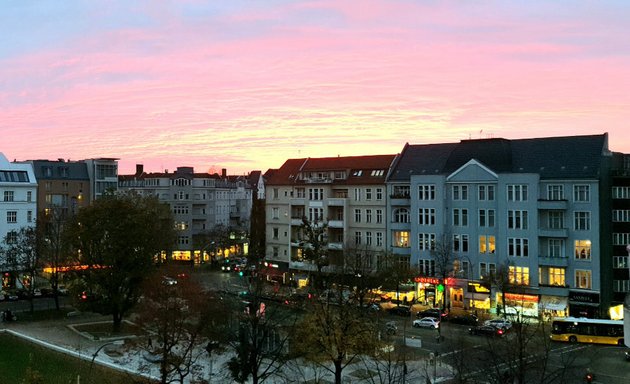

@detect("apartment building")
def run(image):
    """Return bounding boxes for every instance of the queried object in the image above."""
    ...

[119,165,252,263]
[387,134,617,318]
[84,158,119,200]
[0,153,37,286]
[24,159,90,217]
[265,155,397,285]
[610,152,630,318]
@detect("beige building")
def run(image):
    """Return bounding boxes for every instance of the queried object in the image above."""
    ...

[265,155,397,284]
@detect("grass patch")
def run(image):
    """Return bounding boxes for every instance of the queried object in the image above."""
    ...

[0,333,153,384]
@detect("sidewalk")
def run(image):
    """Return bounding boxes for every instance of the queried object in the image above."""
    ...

[1,311,455,383]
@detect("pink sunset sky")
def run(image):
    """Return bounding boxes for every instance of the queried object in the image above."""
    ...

[2,0,630,175]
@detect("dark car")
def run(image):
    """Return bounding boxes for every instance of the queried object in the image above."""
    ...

[417,308,447,319]
[447,313,479,326]
[469,325,505,337]
[387,305,412,317]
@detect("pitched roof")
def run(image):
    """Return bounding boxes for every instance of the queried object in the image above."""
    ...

[388,133,609,181]
[266,155,397,185]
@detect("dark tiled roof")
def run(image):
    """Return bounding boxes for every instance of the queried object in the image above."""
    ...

[28,160,90,180]
[267,155,397,185]
[388,133,609,181]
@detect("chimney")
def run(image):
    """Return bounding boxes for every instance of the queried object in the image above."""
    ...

[222,168,227,178]
[136,164,144,175]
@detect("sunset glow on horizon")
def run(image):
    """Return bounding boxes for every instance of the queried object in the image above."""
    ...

[2,1,630,175]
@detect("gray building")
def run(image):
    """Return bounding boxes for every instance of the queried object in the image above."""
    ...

[387,133,616,318]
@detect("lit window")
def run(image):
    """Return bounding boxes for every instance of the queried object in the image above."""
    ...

[393,231,410,248]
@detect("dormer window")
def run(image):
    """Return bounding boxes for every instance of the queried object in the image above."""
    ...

[371,170,384,176]
[352,170,363,176]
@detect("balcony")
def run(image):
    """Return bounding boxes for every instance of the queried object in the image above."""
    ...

[390,194,410,206]
[537,199,568,210]
[290,198,305,206]
[291,217,304,226]
[538,228,569,238]
[328,198,347,206]
[328,242,343,250]
[328,220,344,228]
[304,178,332,184]
[538,255,569,267]
[537,284,570,297]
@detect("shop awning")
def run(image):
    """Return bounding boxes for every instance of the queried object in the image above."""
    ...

[541,297,568,311]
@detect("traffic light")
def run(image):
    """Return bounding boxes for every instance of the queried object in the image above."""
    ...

[436,284,444,292]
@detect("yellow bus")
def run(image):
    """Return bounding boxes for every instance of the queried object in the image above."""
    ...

[550,317,624,345]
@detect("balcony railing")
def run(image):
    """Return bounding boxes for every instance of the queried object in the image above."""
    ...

[538,255,569,267]
[538,227,569,238]
[537,199,568,210]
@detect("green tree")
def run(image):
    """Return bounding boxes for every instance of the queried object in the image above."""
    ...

[66,193,176,332]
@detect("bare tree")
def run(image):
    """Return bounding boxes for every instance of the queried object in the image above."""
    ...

[1,226,40,314]
[134,269,214,384]
[299,217,329,289]
[37,208,71,310]
[430,234,457,311]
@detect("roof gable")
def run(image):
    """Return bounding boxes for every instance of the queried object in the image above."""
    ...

[447,159,498,182]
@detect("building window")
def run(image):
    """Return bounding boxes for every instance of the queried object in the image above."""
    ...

[376,209,383,224]
[613,280,630,292]
[6,211,17,223]
[272,208,279,219]
[507,184,528,202]
[27,191,32,202]
[573,185,590,202]
[548,211,564,229]
[548,239,564,258]
[376,188,383,200]
[393,231,410,248]
[508,238,529,257]
[418,233,436,251]
[453,234,469,253]
[613,256,628,269]
[574,211,591,231]
[308,208,323,222]
[393,208,410,223]
[309,188,324,201]
[479,235,496,254]
[419,259,435,276]
[418,185,436,200]
[418,208,436,226]
[613,210,630,222]
[272,228,279,240]
[613,233,630,245]
[509,266,530,285]
[365,209,372,223]
[296,188,305,198]
[355,209,362,223]
[478,185,495,201]
[272,247,279,258]
[479,209,495,227]
[366,232,372,246]
[612,186,630,199]
[574,240,591,260]
[355,231,362,245]
[272,188,279,199]
[549,268,566,286]
[508,210,528,230]
[366,188,372,200]
[27,211,33,223]
[376,232,383,246]
[453,209,468,226]
[547,185,564,200]
[453,185,468,201]
[480,262,496,279]
[393,185,410,198]
[575,270,592,289]
[3,191,14,202]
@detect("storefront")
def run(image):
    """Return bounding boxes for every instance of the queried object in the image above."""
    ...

[467,281,491,311]
[500,292,539,318]
[539,295,568,319]
[414,276,440,306]
[568,290,600,318]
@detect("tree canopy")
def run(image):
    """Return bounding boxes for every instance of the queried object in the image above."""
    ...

[66,192,176,331]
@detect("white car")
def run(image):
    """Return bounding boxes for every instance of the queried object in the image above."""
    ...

[484,319,512,330]
[413,317,440,329]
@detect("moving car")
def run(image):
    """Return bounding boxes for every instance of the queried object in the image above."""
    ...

[447,313,479,326]
[484,319,513,330]
[413,317,440,329]
[387,305,412,317]
[417,308,447,319]
[469,325,505,337]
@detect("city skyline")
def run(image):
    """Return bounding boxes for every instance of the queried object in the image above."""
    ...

[2,1,630,175]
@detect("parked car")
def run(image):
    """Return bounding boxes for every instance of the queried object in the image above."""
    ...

[469,325,505,337]
[484,319,513,330]
[387,305,412,317]
[413,317,441,329]
[417,308,447,319]
[447,313,479,326]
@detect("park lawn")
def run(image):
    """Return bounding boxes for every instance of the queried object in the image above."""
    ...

[0,333,152,384]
